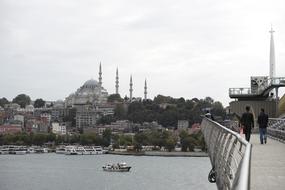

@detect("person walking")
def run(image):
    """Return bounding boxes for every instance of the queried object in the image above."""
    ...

[205,110,215,120]
[240,106,254,142]
[257,108,268,144]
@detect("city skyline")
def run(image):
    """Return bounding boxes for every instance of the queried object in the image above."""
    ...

[1,0,285,106]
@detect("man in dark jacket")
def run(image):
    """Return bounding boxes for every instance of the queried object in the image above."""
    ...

[240,106,254,142]
[257,108,268,144]
[205,110,215,120]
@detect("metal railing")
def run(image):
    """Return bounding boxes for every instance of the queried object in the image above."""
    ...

[201,118,252,190]
[229,77,285,96]
[267,118,285,142]
[229,88,252,96]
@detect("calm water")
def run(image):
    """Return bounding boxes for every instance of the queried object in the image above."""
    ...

[0,154,216,190]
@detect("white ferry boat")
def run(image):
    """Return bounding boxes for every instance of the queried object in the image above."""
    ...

[94,146,104,154]
[64,146,104,155]
[102,162,131,172]
[27,147,35,154]
[65,146,78,155]
[1,145,27,155]
[34,147,49,153]
[55,146,66,154]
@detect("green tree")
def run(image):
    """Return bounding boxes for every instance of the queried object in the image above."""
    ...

[165,137,176,152]
[12,94,31,108]
[69,134,80,144]
[153,95,175,104]
[55,135,64,145]
[211,101,226,119]
[114,104,127,119]
[3,134,16,145]
[108,94,123,103]
[0,97,9,107]
[97,115,116,125]
[32,134,47,146]
[80,133,97,145]
[34,98,45,108]
[119,135,133,146]
[17,132,32,145]
[148,130,163,147]
[179,130,196,152]
[134,132,148,152]
[102,128,112,147]
[46,133,56,142]
[111,134,120,149]
[159,108,178,127]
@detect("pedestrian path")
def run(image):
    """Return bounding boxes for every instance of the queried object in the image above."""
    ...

[250,134,285,190]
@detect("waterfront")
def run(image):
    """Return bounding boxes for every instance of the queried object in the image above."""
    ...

[0,154,216,190]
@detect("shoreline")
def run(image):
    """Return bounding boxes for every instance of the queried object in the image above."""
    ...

[108,151,208,157]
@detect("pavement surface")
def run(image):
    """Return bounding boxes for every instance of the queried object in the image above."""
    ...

[250,134,285,190]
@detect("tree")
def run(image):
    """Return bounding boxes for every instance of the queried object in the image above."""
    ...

[128,101,144,114]
[102,128,112,146]
[108,94,123,103]
[80,133,96,145]
[97,115,116,125]
[153,94,174,104]
[114,104,127,119]
[3,134,16,145]
[69,134,80,144]
[180,130,195,152]
[134,132,148,152]
[12,94,31,108]
[204,97,214,104]
[34,98,45,108]
[0,97,9,107]
[211,101,226,119]
[165,137,176,152]
[32,134,47,146]
[148,130,163,148]
[158,108,178,127]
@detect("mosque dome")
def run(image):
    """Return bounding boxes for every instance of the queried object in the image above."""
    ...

[83,79,99,88]
[65,78,108,106]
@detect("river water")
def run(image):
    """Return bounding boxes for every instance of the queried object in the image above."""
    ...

[0,154,216,190]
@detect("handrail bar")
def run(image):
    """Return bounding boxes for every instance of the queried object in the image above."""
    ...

[201,117,252,190]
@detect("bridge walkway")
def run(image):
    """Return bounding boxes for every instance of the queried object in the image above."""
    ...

[250,134,285,190]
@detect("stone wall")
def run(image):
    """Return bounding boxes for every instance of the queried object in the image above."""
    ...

[229,100,277,119]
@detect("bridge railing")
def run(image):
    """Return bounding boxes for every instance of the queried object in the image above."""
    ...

[201,118,252,190]
[267,118,285,141]
[268,77,285,86]
[229,77,285,96]
[229,88,252,96]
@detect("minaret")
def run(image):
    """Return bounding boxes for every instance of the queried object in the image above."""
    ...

[129,75,133,101]
[99,62,102,87]
[115,67,119,94]
[144,79,147,100]
[269,27,276,79]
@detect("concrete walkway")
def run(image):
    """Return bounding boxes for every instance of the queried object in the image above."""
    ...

[250,134,285,190]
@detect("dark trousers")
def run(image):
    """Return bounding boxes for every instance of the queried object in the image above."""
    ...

[244,126,252,142]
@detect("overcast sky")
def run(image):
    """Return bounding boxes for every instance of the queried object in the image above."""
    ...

[1,0,285,106]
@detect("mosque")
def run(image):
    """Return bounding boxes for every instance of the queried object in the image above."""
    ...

[64,63,148,129]
[65,64,108,107]
[65,63,148,108]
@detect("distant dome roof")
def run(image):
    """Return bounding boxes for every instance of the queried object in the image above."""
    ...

[83,79,99,88]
